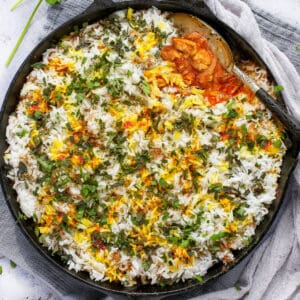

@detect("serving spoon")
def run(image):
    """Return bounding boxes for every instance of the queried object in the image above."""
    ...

[170,13,300,142]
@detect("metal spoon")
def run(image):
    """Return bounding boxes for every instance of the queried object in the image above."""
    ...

[170,13,300,141]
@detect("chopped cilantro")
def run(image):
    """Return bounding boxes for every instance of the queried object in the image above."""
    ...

[241,124,247,137]
[10,260,17,268]
[32,111,42,120]
[16,129,28,138]
[195,274,203,283]
[107,78,124,98]
[274,85,284,94]
[256,135,268,148]
[34,227,40,237]
[131,212,146,226]
[142,262,151,271]
[36,157,53,173]
[31,62,45,69]
[76,206,85,219]
[273,139,282,148]
[140,81,150,96]
[180,239,190,248]
[210,231,227,241]
[208,183,223,193]
[159,178,168,188]
[226,108,239,119]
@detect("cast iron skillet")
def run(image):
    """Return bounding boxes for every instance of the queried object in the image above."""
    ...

[0,0,299,298]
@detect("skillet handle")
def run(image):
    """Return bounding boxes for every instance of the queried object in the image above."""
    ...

[233,65,300,143]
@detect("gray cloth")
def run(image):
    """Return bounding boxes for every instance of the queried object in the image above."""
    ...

[0,0,300,299]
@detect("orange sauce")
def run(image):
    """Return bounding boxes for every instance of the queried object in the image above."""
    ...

[161,32,253,105]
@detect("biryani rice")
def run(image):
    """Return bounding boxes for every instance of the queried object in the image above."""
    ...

[4,7,286,286]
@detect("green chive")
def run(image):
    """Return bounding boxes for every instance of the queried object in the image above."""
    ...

[6,0,43,67]
[10,0,24,11]
[6,0,61,67]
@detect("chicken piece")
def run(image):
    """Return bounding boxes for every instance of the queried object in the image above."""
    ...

[175,57,196,84]
[196,56,217,83]
[185,32,208,47]
[172,37,198,56]
[160,45,182,61]
[183,72,196,84]
[175,57,192,73]
[191,48,212,71]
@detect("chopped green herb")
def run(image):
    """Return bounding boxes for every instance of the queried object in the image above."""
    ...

[256,135,268,148]
[76,206,85,219]
[208,183,223,193]
[235,284,242,291]
[131,212,146,226]
[18,211,27,221]
[241,124,247,137]
[272,139,282,148]
[295,45,300,51]
[36,157,53,173]
[235,205,246,218]
[274,85,284,94]
[31,62,46,69]
[10,260,17,268]
[226,108,239,119]
[107,78,124,98]
[159,178,168,189]
[32,111,43,120]
[140,81,150,96]
[210,231,227,241]
[180,239,190,248]
[34,226,40,237]
[195,274,203,283]
[16,129,28,138]
[142,262,151,271]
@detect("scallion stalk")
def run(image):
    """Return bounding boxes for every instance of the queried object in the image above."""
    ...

[5,0,43,67]
[10,0,24,11]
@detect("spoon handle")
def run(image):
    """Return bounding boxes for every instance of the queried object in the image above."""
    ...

[233,65,300,142]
